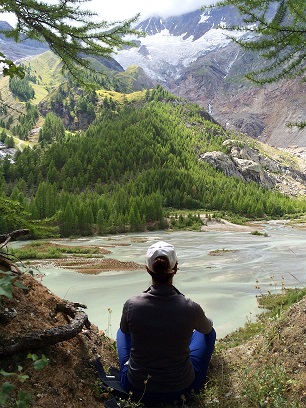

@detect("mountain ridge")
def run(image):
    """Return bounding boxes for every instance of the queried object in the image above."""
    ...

[0,21,48,62]
[116,8,244,82]
[135,6,242,40]
[1,7,305,148]
[115,7,306,147]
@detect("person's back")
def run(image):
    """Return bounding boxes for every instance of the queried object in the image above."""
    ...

[116,241,216,404]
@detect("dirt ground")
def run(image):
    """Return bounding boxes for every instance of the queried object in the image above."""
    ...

[218,295,306,406]
[33,257,145,275]
[0,273,119,407]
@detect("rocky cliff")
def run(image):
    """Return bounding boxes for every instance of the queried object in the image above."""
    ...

[175,44,306,148]
[200,139,306,196]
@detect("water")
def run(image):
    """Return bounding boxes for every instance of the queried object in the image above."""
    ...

[16,222,306,340]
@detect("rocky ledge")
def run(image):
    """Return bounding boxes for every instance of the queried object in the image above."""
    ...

[200,139,306,196]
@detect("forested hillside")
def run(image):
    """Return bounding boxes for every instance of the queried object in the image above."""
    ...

[0,51,154,137]
[1,84,306,238]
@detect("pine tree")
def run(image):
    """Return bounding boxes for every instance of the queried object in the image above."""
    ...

[212,1,306,84]
[39,113,65,145]
[59,201,77,237]
[97,208,107,234]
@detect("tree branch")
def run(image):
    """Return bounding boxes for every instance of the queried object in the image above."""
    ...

[0,229,30,247]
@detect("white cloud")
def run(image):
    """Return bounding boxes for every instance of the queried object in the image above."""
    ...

[0,12,16,26]
[92,0,216,21]
[0,0,217,28]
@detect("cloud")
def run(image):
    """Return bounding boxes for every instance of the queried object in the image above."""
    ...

[91,0,216,22]
[0,0,217,28]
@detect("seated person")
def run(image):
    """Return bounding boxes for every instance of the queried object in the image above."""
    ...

[117,241,216,405]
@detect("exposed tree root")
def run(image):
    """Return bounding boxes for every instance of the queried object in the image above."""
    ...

[0,301,91,356]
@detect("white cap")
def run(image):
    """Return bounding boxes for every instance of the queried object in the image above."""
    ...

[146,241,177,273]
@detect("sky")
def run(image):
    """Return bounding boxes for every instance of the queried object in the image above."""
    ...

[94,0,216,21]
[1,0,216,27]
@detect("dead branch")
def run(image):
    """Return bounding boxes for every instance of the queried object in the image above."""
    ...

[0,229,30,274]
[0,229,30,247]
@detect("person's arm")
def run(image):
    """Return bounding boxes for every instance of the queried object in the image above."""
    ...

[194,302,213,334]
[119,300,130,334]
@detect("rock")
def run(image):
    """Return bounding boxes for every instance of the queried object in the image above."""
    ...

[200,151,243,179]
[200,139,306,194]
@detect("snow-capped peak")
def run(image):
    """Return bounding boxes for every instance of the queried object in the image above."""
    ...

[114,7,244,81]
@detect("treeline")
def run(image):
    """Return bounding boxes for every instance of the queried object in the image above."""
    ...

[1,98,305,237]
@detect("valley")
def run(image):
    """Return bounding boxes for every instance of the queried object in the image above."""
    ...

[0,2,305,408]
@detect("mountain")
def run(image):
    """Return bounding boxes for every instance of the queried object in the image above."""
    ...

[114,7,306,147]
[116,7,244,82]
[0,48,154,134]
[0,21,48,62]
[1,8,305,147]
[1,12,306,208]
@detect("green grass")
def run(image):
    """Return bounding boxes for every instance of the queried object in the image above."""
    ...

[0,51,65,133]
[241,364,295,408]
[9,241,103,260]
[250,230,269,236]
[219,287,306,349]
[257,287,306,312]
[26,51,63,88]
[200,287,306,407]
[96,89,147,104]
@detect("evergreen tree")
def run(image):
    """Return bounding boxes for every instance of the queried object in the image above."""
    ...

[9,76,35,100]
[47,161,61,184]
[0,130,7,143]
[39,113,65,145]
[12,103,39,140]
[58,201,77,237]
[211,1,306,84]
[2,96,306,237]
[97,208,108,234]
[4,135,14,148]
[77,203,94,236]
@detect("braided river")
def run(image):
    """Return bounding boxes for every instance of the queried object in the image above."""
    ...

[24,221,306,340]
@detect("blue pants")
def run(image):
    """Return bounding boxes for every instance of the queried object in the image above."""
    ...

[116,328,216,404]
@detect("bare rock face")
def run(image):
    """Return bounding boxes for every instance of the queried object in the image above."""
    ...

[138,45,150,58]
[200,151,243,179]
[225,140,281,173]
[200,139,306,195]
[200,150,275,188]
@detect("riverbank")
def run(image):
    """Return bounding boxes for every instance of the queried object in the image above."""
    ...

[2,270,305,407]
[200,218,260,232]
[22,218,261,273]
[11,223,306,339]
[3,223,306,406]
